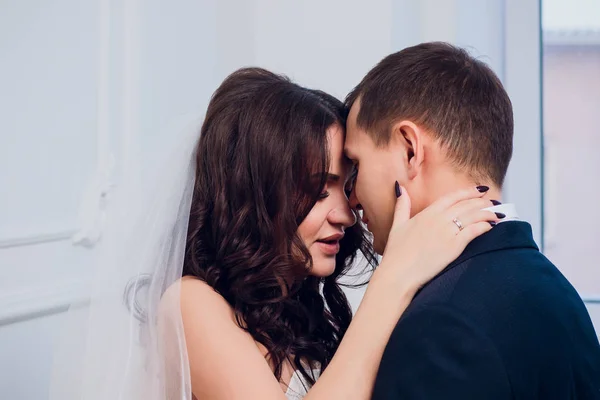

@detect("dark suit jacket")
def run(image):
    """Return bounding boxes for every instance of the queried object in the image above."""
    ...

[372,221,600,399]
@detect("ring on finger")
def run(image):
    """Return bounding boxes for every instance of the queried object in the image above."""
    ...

[452,217,464,232]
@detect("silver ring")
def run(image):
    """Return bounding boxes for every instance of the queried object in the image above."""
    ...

[452,217,464,231]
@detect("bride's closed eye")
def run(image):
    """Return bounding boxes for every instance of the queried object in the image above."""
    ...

[318,190,330,200]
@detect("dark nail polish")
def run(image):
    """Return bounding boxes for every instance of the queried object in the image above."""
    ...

[490,200,502,206]
[476,185,489,193]
[495,212,506,219]
[395,181,402,198]
[489,221,497,227]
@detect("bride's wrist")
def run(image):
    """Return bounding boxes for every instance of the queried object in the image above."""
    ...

[369,262,419,302]
[354,266,417,328]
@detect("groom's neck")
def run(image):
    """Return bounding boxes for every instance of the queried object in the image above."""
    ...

[422,167,502,207]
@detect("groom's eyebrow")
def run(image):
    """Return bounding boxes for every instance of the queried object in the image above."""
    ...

[343,146,355,160]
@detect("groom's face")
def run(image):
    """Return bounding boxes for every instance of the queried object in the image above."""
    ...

[344,100,408,254]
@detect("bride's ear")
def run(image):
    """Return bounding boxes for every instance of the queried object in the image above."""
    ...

[390,120,424,180]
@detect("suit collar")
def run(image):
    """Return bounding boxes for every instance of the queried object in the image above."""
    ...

[409,199,537,295]
[445,220,539,272]
[414,221,540,297]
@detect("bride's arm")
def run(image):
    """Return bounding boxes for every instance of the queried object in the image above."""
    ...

[181,186,498,399]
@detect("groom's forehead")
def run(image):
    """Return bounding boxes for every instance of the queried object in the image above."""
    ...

[346,99,360,129]
[344,106,364,155]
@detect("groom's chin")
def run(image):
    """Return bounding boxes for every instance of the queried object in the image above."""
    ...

[373,236,386,256]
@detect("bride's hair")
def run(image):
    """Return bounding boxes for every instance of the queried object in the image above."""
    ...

[183,68,377,384]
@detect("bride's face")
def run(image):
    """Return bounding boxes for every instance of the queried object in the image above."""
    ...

[297,124,357,277]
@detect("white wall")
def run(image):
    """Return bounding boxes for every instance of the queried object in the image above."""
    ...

[1,1,102,398]
[0,0,546,398]
[0,1,220,398]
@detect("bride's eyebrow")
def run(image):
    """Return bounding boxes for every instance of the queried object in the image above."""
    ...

[326,173,340,182]
[310,173,340,182]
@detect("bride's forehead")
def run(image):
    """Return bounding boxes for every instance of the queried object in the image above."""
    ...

[326,125,345,153]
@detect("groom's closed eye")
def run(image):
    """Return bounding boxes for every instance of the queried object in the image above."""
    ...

[345,166,358,194]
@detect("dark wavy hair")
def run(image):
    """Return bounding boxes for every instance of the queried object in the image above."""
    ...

[183,68,377,385]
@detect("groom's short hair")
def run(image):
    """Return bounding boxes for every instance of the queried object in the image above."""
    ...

[346,42,513,187]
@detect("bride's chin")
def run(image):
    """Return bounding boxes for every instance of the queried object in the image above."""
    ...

[309,259,336,278]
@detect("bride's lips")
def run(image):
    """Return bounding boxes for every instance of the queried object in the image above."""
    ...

[316,233,344,256]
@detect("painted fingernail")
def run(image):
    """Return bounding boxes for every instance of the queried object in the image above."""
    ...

[490,200,502,206]
[495,212,506,219]
[489,221,497,227]
[395,181,402,198]
[476,185,489,193]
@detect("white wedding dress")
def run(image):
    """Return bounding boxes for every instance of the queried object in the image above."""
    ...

[285,369,321,400]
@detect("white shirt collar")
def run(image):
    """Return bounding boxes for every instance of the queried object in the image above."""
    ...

[483,203,520,223]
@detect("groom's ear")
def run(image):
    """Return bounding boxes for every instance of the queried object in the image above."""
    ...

[391,120,424,180]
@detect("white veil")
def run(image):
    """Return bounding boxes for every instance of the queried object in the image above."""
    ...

[50,117,202,400]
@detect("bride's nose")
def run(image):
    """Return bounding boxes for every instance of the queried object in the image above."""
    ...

[327,202,357,228]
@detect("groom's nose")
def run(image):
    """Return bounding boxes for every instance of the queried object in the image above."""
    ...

[349,189,362,211]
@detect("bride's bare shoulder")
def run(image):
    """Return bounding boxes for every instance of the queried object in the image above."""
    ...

[162,276,235,321]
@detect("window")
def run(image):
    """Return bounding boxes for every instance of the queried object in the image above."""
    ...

[542,0,600,330]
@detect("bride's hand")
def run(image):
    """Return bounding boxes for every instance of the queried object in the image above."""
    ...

[376,183,500,292]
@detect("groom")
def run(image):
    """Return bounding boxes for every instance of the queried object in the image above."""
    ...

[344,42,600,399]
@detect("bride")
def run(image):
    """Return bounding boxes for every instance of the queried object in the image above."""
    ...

[50,67,498,399]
